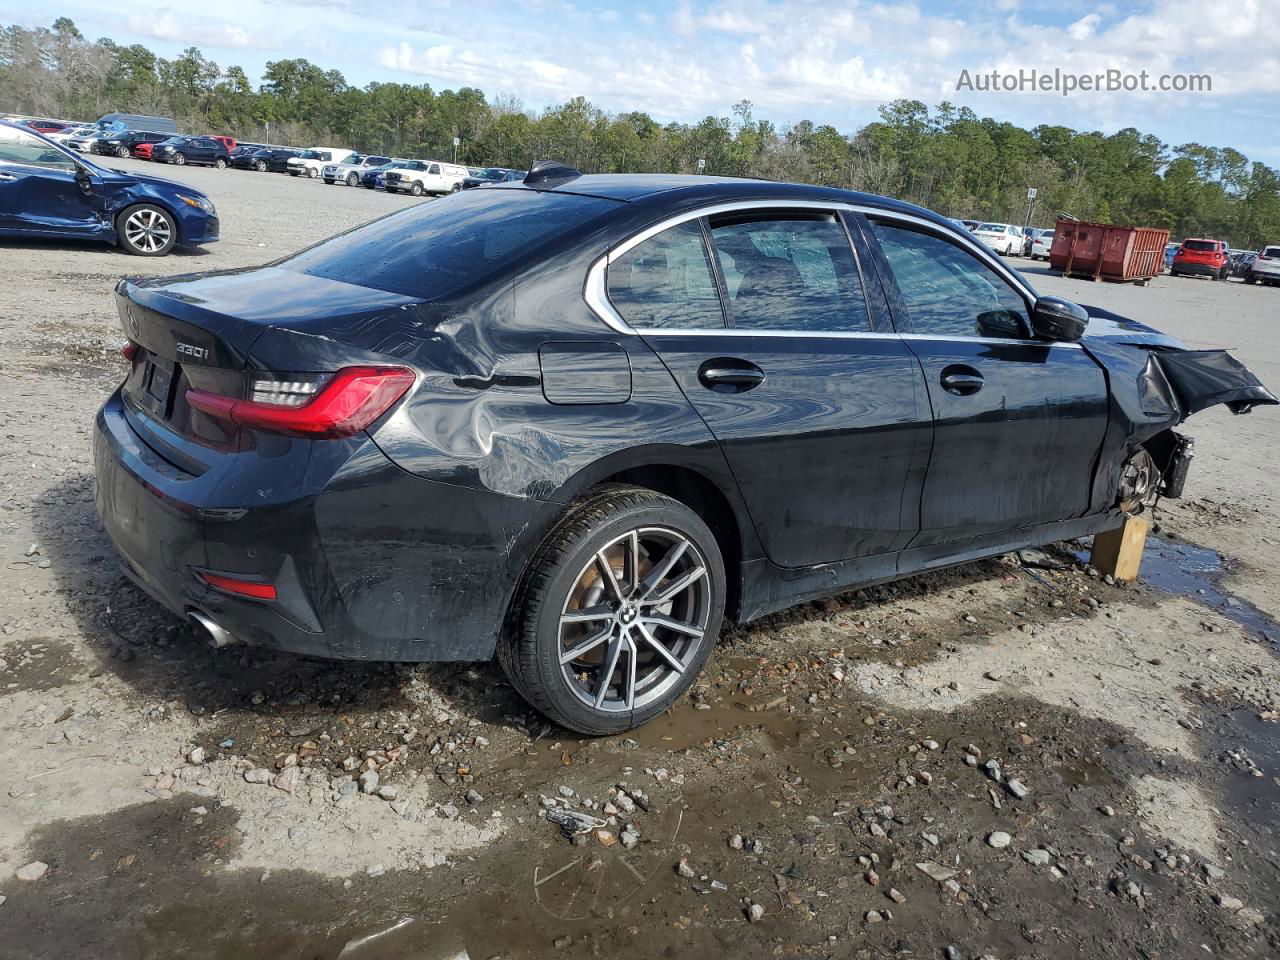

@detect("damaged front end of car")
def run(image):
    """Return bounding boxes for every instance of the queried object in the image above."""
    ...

[1079,305,1277,514]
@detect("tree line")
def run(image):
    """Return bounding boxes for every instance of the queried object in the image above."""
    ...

[4,17,1279,247]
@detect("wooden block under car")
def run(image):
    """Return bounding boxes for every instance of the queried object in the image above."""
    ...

[1090,514,1151,581]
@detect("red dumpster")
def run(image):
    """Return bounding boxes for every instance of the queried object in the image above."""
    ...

[1049,220,1170,284]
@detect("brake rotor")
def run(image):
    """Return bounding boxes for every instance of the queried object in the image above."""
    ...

[1118,448,1160,515]
[563,544,653,668]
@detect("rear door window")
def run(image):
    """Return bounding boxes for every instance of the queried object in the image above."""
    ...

[871,220,1030,339]
[708,212,870,333]
[607,220,724,330]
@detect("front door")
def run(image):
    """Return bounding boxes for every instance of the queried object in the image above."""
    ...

[864,216,1110,547]
[606,208,932,568]
[0,126,100,235]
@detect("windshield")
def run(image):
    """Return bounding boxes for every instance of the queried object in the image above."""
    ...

[298,150,320,159]
[977,223,1005,232]
[1264,247,1280,258]
[280,188,618,300]
[1183,240,1217,251]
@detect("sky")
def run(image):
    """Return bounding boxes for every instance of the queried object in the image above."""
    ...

[6,0,1279,165]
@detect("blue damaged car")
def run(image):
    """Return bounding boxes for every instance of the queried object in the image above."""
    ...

[0,120,218,257]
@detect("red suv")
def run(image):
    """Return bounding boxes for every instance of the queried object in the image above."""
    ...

[1172,238,1230,280]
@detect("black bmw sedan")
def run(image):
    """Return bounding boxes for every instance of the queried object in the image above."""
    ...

[93,163,1275,733]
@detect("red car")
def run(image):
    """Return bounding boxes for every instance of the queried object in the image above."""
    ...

[210,135,236,152]
[21,119,67,134]
[132,142,155,160]
[1171,238,1230,280]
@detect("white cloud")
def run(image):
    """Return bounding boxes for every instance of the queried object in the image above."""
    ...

[124,10,260,49]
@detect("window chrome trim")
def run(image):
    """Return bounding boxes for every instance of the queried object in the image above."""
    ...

[583,198,1040,338]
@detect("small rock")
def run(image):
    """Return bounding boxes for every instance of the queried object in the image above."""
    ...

[557,785,575,798]
[359,770,380,794]
[944,948,960,960]
[16,861,48,882]
[922,739,940,751]
[677,858,696,878]
[1006,778,1029,800]
[1099,805,1116,817]
[439,803,460,819]
[465,788,483,805]
[1022,849,1052,866]
[987,831,1012,849]
[865,909,884,923]
[747,903,765,923]
[1203,863,1225,880]
[887,888,906,904]
[750,838,765,853]
[1214,894,1244,911]
[377,785,398,801]
[595,829,617,847]
[244,768,271,784]
[187,747,206,765]
[728,833,744,850]
[273,766,300,793]
[620,826,640,849]
[367,863,385,878]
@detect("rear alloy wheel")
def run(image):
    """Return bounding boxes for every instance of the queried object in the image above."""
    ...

[500,486,725,734]
[215,157,227,169]
[117,204,176,257]
[451,182,462,193]
[115,146,130,158]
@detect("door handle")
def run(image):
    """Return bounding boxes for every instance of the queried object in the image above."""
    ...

[940,365,984,396]
[0,172,17,181]
[698,359,766,392]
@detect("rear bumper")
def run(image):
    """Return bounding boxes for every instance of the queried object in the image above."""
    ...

[93,389,557,661]
[1249,265,1280,281]
[1171,262,1222,277]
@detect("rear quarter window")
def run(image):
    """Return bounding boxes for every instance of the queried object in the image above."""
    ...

[280,188,618,300]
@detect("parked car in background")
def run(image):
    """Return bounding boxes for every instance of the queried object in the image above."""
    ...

[958,219,979,231]
[97,113,179,136]
[210,135,235,153]
[228,143,265,164]
[972,222,1021,255]
[461,167,524,189]
[154,136,231,168]
[47,123,94,144]
[1229,250,1256,279]
[287,148,357,179]
[384,159,468,196]
[0,120,217,256]
[133,142,157,160]
[89,165,1276,734]
[1029,229,1054,260]
[1164,243,1179,271]
[359,160,406,190]
[322,154,392,186]
[1171,238,1230,280]
[234,147,300,173]
[1245,245,1280,285]
[19,119,68,134]
[93,130,171,159]
[59,125,101,152]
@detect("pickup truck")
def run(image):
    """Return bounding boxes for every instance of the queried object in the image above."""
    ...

[321,154,393,186]
[383,160,469,196]
[286,147,357,179]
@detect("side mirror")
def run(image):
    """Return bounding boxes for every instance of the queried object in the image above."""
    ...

[1031,296,1089,342]
[75,167,93,196]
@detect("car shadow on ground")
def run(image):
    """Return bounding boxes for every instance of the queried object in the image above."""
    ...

[28,474,523,735]
[0,237,212,258]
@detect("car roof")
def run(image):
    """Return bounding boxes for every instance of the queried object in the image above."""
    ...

[534,173,958,225]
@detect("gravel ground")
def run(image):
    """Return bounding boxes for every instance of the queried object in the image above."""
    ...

[0,159,1277,959]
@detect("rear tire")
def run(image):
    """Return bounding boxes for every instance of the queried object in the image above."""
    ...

[499,486,725,735]
[255,160,267,172]
[214,157,227,169]
[308,167,320,179]
[1245,274,1257,284]
[115,146,130,158]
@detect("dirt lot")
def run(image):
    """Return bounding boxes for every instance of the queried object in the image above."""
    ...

[1,160,1277,959]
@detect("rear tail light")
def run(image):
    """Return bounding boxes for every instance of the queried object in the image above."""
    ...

[122,340,140,362]
[186,365,414,439]
[197,571,278,600]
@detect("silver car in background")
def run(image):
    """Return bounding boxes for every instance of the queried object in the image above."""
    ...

[1246,245,1280,285]
[321,153,393,186]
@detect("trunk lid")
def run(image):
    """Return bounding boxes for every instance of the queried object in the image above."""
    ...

[116,267,421,460]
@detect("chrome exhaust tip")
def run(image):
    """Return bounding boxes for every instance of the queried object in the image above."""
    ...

[189,610,239,648]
